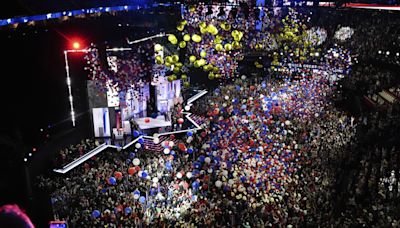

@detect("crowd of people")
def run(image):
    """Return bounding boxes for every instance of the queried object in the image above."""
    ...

[54,139,99,168]
[34,4,400,227]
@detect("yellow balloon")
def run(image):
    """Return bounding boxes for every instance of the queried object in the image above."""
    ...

[207,24,218,35]
[172,74,177,80]
[154,44,163,52]
[167,76,174,82]
[172,55,179,63]
[200,50,207,58]
[215,73,221,78]
[181,20,187,25]
[165,56,172,63]
[215,44,223,52]
[199,22,206,28]
[177,24,184,31]
[165,62,171,67]
[194,60,200,68]
[189,5,195,13]
[168,34,177,45]
[200,27,207,34]
[189,55,196,63]
[224,43,232,51]
[173,67,180,73]
[208,72,215,80]
[203,65,209,71]
[198,59,206,66]
[213,67,219,73]
[183,34,191,42]
[176,62,183,68]
[155,55,162,61]
[156,59,163,65]
[192,34,202,43]
[179,41,186,48]
[232,41,241,49]
[181,74,187,80]
[183,81,190,88]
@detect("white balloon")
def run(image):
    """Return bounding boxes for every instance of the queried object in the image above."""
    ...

[241,75,246,80]
[163,148,170,154]
[215,180,222,188]
[185,105,191,111]
[186,172,192,179]
[153,137,160,144]
[205,157,211,163]
[152,177,159,183]
[135,143,141,149]
[169,141,175,147]
[224,95,229,100]
[285,120,291,125]
[228,179,234,186]
[176,172,182,179]
[222,170,228,177]
[133,158,140,166]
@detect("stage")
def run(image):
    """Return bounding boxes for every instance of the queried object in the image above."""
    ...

[134,115,171,130]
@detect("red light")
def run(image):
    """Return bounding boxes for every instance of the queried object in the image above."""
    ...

[73,42,80,49]
[32,148,37,152]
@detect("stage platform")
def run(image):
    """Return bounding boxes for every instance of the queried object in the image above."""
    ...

[134,115,171,130]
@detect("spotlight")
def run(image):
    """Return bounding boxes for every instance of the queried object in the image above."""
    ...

[73,41,80,49]
[24,158,28,162]
[386,51,390,55]
[29,153,32,157]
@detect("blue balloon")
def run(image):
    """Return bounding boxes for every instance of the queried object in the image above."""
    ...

[198,155,205,163]
[187,131,193,137]
[130,152,135,158]
[133,190,140,195]
[187,148,193,154]
[124,207,132,214]
[141,171,148,178]
[133,131,140,137]
[92,210,100,218]
[192,181,200,189]
[109,177,117,185]
[138,138,144,144]
[151,113,158,119]
[139,196,146,204]
[166,161,172,170]
[261,82,266,88]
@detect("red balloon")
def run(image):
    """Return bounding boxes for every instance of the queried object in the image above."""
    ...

[178,118,184,124]
[128,167,135,175]
[144,118,150,123]
[178,143,186,151]
[115,171,123,179]
[169,134,175,140]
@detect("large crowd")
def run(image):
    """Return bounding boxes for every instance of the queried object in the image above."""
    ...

[35,4,400,227]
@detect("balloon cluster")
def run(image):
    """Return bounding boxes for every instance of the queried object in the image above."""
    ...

[159,6,246,82]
